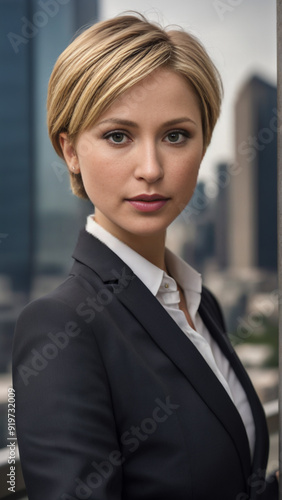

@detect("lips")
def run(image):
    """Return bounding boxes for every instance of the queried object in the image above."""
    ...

[126,194,170,213]
[127,194,169,202]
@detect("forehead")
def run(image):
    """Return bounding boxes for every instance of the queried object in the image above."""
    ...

[97,69,202,125]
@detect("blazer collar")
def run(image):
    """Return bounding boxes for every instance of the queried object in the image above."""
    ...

[72,230,268,487]
[72,229,130,282]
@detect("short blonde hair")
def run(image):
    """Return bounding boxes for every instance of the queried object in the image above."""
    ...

[47,14,223,199]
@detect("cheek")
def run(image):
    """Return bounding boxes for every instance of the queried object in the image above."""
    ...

[174,156,201,189]
[79,155,121,199]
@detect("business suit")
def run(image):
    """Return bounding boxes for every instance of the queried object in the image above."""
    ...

[13,229,277,500]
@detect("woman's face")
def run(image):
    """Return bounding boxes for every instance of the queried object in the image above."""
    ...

[61,68,204,244]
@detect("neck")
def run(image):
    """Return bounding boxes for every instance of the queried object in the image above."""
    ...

[94,215,167,271]
[127,232,167,271]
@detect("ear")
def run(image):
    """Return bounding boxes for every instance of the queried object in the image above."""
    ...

[59,133,80,174]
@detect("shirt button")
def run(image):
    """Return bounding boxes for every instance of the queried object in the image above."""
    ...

[164,283,169,289]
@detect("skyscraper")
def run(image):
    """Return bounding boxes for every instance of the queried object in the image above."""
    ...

[0,0,99,381]
[0,0,99,297]
[229,75,277,271]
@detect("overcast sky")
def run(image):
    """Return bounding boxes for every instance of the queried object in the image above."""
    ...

[100,0,277,182]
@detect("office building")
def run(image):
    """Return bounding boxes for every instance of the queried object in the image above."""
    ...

[0,0,99,379]
[229,75,277,271]
[0,0,99,297]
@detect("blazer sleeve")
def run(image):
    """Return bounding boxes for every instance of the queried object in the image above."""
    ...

[12,294,123,500]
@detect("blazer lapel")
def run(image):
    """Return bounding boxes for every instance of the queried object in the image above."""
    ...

[72,231,257,485]
[116,274,252,482]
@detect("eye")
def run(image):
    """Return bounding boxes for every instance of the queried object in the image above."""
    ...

[104,131,130,145]
[164,130,189,144]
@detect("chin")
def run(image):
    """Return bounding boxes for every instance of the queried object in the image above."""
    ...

[123,220,170,237]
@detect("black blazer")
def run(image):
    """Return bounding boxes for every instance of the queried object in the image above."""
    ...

[13,229,278,500]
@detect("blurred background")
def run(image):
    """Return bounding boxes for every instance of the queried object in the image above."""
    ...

[0,0,278,494]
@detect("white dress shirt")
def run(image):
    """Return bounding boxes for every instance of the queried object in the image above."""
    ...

[85,215,255,459]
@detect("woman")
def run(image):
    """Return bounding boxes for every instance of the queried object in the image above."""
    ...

[13,14,278,500]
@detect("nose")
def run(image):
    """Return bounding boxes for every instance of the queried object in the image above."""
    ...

[134,141,164,183]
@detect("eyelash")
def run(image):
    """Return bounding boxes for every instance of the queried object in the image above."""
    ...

[103,130,130,145]
[165,130,191,144]
[103,129,191,146]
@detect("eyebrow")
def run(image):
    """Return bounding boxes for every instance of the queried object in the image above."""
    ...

[163,117,197,127]
[97,117,197,127]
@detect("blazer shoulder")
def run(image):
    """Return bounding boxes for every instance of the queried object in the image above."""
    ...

[16,269,103,322]
[12,271,112,394]
[13,271,104,352]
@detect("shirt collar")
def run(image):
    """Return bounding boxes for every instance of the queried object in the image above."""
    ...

[165,248,202,295]
[165,247,202,316]
[85,215,202,306]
